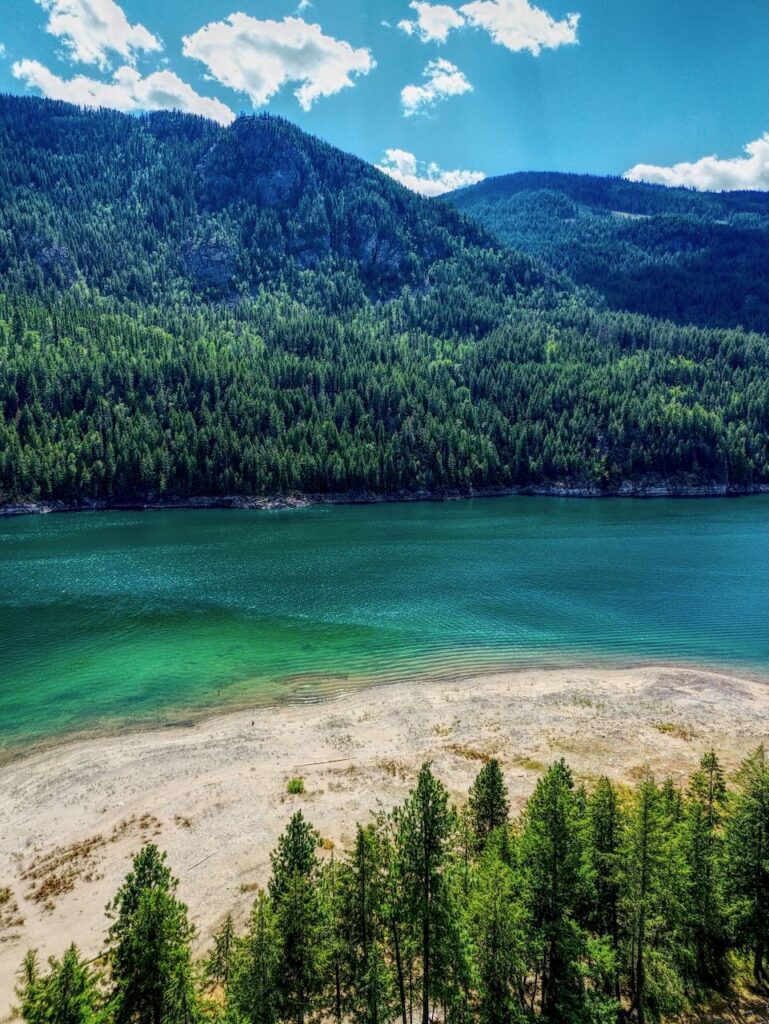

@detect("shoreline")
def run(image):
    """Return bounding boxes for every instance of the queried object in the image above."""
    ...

[2,481,768,517]
[0,662,767,1018]
[2,656,768,770]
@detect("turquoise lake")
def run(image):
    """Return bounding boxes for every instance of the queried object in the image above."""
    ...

[0,496,766,755]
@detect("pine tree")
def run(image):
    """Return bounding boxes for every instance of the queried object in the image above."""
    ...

[16,945,104,1024]
[340,824,397,1024]
[469,839,526,1024]
[394,763,456,1024]
[203,913,236,992]
[268,812,320,903]
[229,892,280,1024]
[722,745,769,987]
[518,760,587,1023]
[106,844,200,1024]
[682,752,729,990]
[268,813,325,1024]
[586,777,622,999]
[467,760,510,852]
[620,775,684,1024]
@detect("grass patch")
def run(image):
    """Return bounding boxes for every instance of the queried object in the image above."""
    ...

[287,777,305,795]
[21,813,160,911]
[0,885,24,933]
[377,759,411,780]
[655,722,693,742]
[446,743,492,763]
[512,755,547,773]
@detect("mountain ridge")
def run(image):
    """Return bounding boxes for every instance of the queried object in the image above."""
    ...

[446,170,768,331]
[0,94,766,506]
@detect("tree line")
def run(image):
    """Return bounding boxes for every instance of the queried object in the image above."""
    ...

[17,747,769,1024]
[1,288,766,502]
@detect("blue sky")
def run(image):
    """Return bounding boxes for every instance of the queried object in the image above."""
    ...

[1,0,767,194]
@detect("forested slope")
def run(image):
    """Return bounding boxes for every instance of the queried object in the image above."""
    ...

[0,96,767,505]
[447,172,768,332]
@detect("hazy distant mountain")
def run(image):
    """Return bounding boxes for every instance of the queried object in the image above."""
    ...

[447,171,768,332]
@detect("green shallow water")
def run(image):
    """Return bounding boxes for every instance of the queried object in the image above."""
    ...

[0,496,767,754]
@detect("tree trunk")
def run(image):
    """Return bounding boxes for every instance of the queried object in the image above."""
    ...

[754,941,765,985]
[422,913,430,1024]
[391,921,408,1024]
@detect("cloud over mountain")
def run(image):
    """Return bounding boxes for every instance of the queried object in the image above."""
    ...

[34,0,162,69]
[12,59,234,124]
[401,58,472,116]
[625,135,769,192]
[376,147,485,195]
[182,14,375,111]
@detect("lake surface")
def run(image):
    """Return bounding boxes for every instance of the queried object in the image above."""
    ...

[1,496,766,754]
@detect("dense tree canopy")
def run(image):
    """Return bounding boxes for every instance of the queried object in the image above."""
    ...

[0,96,766,504]
[16,748,769,1023]
[448,172,768,332]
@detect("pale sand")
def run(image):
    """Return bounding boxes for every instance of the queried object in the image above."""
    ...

[1,664,768,1017]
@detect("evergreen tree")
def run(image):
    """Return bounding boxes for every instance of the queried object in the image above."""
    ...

[682,752,729,990]
[518,760,587,1023]
[586,777,622,999]
[467,760,510,852]
[203,913,236,992]
[620,775,684,1024]
[16,946,104,1024]
[394,763,456,1024]
[469,839,526,1024]
[268,812,320,903]
[340,825,397,1024]
[268,813,325,1024]
[106,844,199,1024]
[722,745,769,987]
[229,892,280,1024]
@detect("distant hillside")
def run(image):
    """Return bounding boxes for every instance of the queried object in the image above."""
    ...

[0,96,767,505]
[447,171,768,331]
[0,93,541,303]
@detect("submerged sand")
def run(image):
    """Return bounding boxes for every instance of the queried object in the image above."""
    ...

[1,664,768,1017]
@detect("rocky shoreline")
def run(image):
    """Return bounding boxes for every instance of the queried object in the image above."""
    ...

[1,481,767,517]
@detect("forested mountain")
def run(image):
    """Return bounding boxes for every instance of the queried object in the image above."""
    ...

[0,95,767,505]
[447,171,768,332]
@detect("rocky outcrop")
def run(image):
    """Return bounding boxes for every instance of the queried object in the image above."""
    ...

[184,236,238,289]
[3,482,766,517]
[24,235,76,286]
[197,117,316,211]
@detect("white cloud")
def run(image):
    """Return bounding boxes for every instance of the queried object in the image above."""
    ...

[0,44,6,59]
[398,2,466,43]
[401,58,472,116]
[34,0,161,69]
[459,0,579,55]
[624,135,769,192]
[182,14,375,111]
[376,148,485,196]
[12,59,235,124]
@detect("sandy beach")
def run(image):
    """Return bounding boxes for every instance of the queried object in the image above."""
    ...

[1,663,768,1018]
